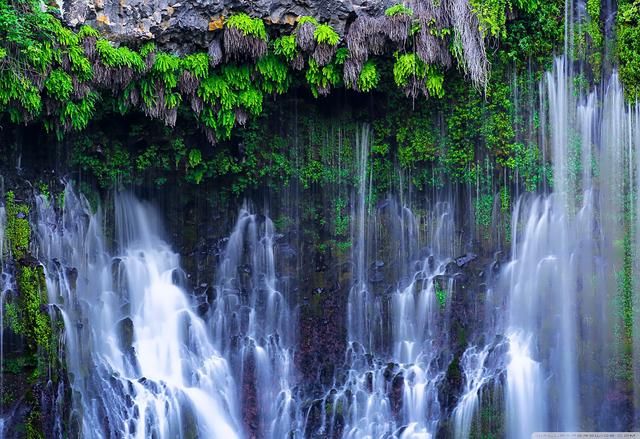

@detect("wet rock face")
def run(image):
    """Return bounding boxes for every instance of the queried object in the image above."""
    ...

[61,0,389,50]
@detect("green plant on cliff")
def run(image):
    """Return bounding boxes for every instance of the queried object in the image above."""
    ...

[5,191,30,259]
[226,13,267,40]
[434,281,447,308]
[16,265,52,354]
[585,0,603,81]
[273,34,297,61]
[385,4,414,17]
[314,23,340,46]
[0,0,566,192]
[617,0,640,101]
[357,60,379,92]
[393,53,445,98]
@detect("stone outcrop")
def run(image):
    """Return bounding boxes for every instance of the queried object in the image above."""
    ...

[61,0,391,50]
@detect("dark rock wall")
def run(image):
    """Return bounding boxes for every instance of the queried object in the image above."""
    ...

[62,0,390,50]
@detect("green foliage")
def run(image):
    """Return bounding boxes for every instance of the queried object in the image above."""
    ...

[62,92,98,131]
[617,0,640,101]
[306,59,342,98]
[396,116,438,169]
[314,23,339,46]
[585,0,603,80]
[73,139,133,185]
[475,193,494,227]
[273,34,297,61]
[298,16,319,26]
[4,301,23,334]
[499,0,564,67]
[44,70,73,101]
[25,409,43,439]
[257,54,291,94]
[385,4,414,17]
[4,191,30,259]
[393,53,445,98]
[181,53,209,80]
[469,0,508,38]
[77,24,99,39]
[334,197,349,237]
[500,186,510,213]
[95,39,144,70]
[16,265,52,353]
[226,13,267,40]
[434,281,447,308]
[357,60,379,92]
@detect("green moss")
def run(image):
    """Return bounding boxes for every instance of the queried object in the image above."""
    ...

[25,409,43,439]
[5,191,30,260]
[434,281,447,309]
[16,264,52,355]
[4,301,24,334]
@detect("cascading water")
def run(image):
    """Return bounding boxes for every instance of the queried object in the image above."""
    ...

[34,185,241,438]
[208,207,301,438]
[316,125,466,439]
[496,58,640,435]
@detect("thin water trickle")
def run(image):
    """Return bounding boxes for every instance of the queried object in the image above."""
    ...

[209,207,301,438]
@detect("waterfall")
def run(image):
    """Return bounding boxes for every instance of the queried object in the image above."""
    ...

[314,124,464,439]
[498,59,640,435]
[347,125,373,350]
[208,207,301,438]
[34,184,241,438]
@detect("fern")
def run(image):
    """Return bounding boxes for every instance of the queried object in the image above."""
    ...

[45,69,73,101]
[385,4,414,17]
[298,16,319,26]
[226,13,267,40]
[314,24,339,46]
[393,52,444,98]
[77,25,99,39]
[62,92,98,131]
[357,60,379,92]
[306,59,341,98]
[273,35,297,61]
[152,52,180,88]
[139,42,157,58]
[96,39,145,71]
[256,54,290,94]
[181,53,209,80]
[67,45,93,81]
[238,88,263,115]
